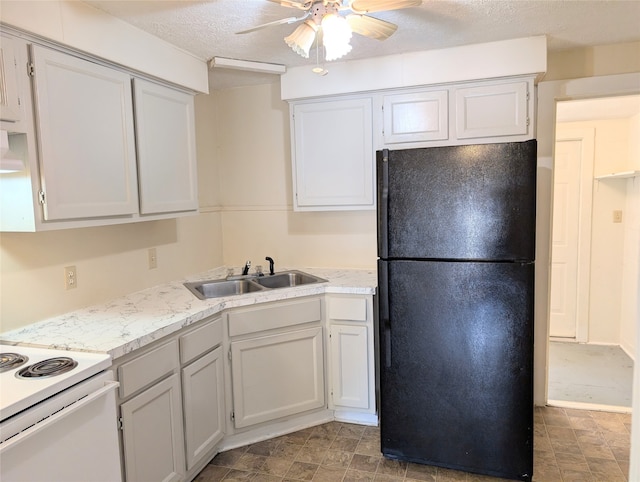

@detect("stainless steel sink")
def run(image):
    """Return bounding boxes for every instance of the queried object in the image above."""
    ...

[184,278,266,300]
[252,270,327,289]
[184,270,326,300]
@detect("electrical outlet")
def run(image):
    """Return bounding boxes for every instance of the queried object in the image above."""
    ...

[64,266,77,290]
[613,210,623,223]
[148,248,158,269]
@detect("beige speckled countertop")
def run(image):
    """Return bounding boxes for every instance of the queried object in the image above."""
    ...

[0,267,377,360]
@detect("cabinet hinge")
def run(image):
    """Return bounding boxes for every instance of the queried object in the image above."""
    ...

[526,117,530,126]
[230,411,235,421]
[228,348,232,362]
[118,417,124,430]
[526,91,530,101]
[27,62,35,77]
[38,190,46,204]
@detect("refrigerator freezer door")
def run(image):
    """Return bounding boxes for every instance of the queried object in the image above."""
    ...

[378,259,534,480]
[377,140,536,261]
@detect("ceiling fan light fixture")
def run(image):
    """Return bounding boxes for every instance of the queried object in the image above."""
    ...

[284,20,318,58]
[321,13,352,61]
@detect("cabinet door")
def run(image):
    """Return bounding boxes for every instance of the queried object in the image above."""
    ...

[455,81,529,139]
[292,97,374,211]
[231,327,324,428]
[133,79,198,215]
[182,347,224,471]
[0,34,21,122]
[329,324,370,410]
[383,90,448,144]
[30,45,139,220]
[120,374,185,482]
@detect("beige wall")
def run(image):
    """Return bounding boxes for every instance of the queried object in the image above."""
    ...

[620,113,640,357]
[546,41,640,81]
[213,83,377,270]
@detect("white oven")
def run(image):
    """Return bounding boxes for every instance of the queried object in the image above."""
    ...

[0,345,122,482]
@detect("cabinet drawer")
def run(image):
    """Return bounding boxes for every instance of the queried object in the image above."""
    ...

[228,298,322,337]
[180,317,223,365]
[119,340,179,398]
[328,297,367,321]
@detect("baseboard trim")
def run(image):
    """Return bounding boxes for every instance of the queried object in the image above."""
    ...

[547,399,631,414]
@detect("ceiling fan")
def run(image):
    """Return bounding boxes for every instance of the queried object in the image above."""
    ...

[237,0,422,62]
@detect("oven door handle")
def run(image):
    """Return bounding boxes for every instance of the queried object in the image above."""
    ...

[0,380,119,452]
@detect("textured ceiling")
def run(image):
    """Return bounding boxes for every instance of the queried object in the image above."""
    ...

[84,0,640,90]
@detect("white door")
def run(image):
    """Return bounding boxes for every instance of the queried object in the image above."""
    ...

[549,127,595,339]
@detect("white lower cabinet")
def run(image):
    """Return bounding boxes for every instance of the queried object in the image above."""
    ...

[115,293,378,480]
[227,297,325,430]
[182,346,224,471]
[120,374,185,482]
[230,327,325,428]
[327,295,376,418]
[329,324,370,409]
[116,315,224,482]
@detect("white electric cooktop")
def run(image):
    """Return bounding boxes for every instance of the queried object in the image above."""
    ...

[0,344,111,421]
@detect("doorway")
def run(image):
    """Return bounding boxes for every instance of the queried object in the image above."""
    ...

[547,95,640,412]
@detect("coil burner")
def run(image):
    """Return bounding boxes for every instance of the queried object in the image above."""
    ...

[0,353,29,373]
[16,357,78,379]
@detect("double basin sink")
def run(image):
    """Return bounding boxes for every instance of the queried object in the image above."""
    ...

[184,270,327,300]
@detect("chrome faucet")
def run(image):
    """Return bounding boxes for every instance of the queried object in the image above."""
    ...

[242,260,251,276]
[265,257,275,276]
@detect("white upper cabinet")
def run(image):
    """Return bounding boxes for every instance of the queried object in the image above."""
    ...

[0,31,200,232]
[382,90,448,145]
[133,79,198,215]
[30,45,139,221]
[455,80,529,139]
[289,76,534,211]
[291,96,374,211]
[0,34,21,123]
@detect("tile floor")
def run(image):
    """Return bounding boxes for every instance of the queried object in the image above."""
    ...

[194,406,630,482]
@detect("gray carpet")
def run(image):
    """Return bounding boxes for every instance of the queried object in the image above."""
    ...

[548,341,634,408]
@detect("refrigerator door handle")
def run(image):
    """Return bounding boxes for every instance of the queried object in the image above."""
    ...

[377,149,389,259]
[378,260,391,368]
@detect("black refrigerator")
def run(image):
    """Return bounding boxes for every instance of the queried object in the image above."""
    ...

[377,140,536,481]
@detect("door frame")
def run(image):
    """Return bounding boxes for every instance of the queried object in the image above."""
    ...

[536,72,640,479]
[550,126,595,342]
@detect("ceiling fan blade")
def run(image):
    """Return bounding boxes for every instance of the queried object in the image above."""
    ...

[236,13,309,34]
[267,0,313,10]
[349,0,421,14]
[346,14,398,40]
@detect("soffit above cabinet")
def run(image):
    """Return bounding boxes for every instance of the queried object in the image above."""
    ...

[281,36,546,101]
[0,1,208,94]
